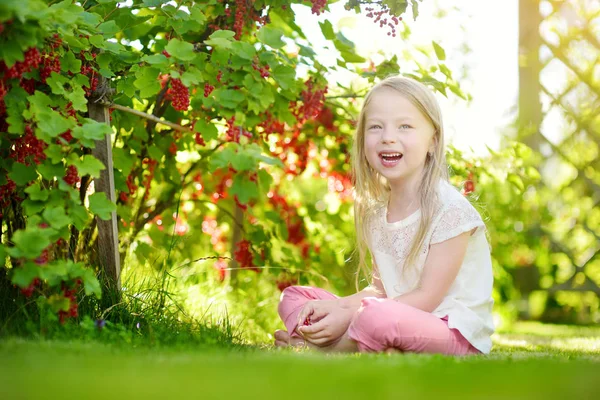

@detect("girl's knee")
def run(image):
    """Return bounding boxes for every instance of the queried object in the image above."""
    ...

[350,298,395,337]
[277,286,313,319]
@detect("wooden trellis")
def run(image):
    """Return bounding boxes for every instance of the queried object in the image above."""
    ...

[518,0,600,306]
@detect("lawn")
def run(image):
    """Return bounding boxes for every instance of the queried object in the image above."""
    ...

[1,322,599,400]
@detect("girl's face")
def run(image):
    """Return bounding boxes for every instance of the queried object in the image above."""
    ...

[363,88,436,188]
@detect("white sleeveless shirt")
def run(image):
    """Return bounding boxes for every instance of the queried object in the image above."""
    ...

[368,180,495,353]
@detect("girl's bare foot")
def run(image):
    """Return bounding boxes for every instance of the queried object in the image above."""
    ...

[274,330,307,348]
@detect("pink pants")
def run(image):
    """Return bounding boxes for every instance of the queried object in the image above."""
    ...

[278,286,480,355]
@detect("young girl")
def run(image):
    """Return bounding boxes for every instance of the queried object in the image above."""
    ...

[274,75,494,355]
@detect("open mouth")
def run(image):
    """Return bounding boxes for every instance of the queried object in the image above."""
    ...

[379,152,403,162]
[378,152,403,167]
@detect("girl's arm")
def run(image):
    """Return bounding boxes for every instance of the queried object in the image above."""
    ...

[338,262,387,310]
[393,230,471,313]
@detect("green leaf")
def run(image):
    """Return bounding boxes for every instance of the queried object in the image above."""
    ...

[319,20,335,40]
[142,54,169,65]
[25,184,49,201]
[340,51,366,63]
[229,174,259,204]
[143,0,169,6]
[257,168,273,195]
[257,26,285,49]
[72,119,112,147]
[88,192,116,220]
[214,89,245,108]
[43,207,71,229]
[72,155,105,178]
[0,39,23,67]
[78,267,102,297]
[165,39,196,61]
[70,203,90,231]
[432,41,446,61]
[195,120,218,142]
[411,0,420,20]
[231,41,256,60]
[38,161,65,180]
[205,30,235,49]
[112,147,135,173]
[180,67,203,87]
[47,294,71,313]
[62,51,82,74]
[231,150,255,172]
[66,85,88,112]
[205,37,232,49]
[272,65,296,90]
[98,20,120,37]
[134,67,161,99]
[209,145,236,172]
[8,162,37,186]
[508,174,525,192]
[47,72,68,95]
[11,262,41,288]
[35,109,76,138]
[9,228,52,259]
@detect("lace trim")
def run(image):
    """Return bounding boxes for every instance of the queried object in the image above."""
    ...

[430,199,484,244]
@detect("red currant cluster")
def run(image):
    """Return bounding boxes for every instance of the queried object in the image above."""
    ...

[119,173,138,202]
[252,59,270,78]
[189,172,204,200]
[310,0,328,16]
[203,82,215,97]
[19,78,36,95]
[142,158,157,201]
[365,6,402,37]
[3,47,42,80]
[274,129,309,175]
[211,169,233,202]
[162,50,171,58]
[463,171,475,195]
[40,52,61,83]
[276,275,298,292]
[80,63,98,97]
[168,78,190,111]
[268,189,314,258]
[233,0,247,40]
[258,112,285,139]
[63,165,80,185]
[20,277,41,298]
[290,79,328,125]
[35,248,50,265]
[10,125,47,166]
[225,116,252,143]
[316,107,336,131]
[234,239,260,273]
[214,259,227,282]
[202,216,228,253]
[58,280,81,324]
[58,129,73,144]
[327,171,353,201]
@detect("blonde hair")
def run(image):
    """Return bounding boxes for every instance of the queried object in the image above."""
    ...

[351,75,449,289]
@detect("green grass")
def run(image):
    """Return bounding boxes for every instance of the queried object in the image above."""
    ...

[1,322,599,400]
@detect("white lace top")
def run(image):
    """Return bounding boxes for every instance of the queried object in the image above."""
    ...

[368,180,495,353]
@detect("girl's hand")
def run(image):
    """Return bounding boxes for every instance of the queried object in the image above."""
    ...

[296,300,354,346]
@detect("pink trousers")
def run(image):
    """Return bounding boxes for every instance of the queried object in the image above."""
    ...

[278,286,480,355]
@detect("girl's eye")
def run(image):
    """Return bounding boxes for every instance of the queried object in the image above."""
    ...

[399,124,411,130]
[368,125,382,130]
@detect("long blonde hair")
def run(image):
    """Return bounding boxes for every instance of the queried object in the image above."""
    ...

[351,75,449,289]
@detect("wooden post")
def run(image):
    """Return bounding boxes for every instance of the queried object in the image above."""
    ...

[88,101,121,299]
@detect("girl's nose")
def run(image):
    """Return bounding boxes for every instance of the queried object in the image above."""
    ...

[381,129,396,144]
